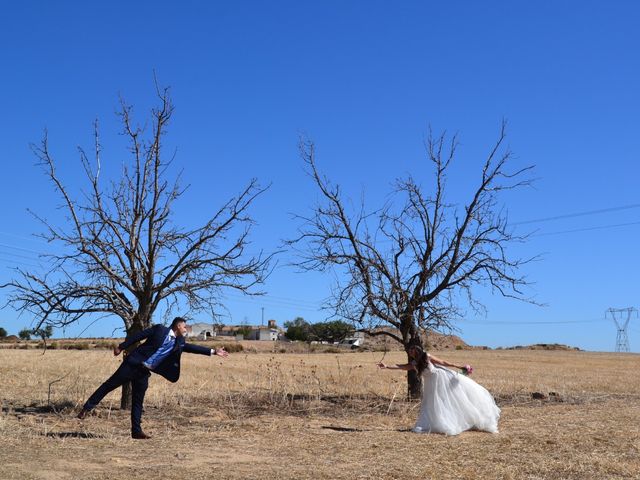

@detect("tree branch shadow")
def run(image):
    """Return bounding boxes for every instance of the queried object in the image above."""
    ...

[44,431,104,439]
[321,425,414,432]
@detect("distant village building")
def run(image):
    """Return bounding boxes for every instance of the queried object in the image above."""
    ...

[246,320,280,341]
[185,322,215,340]
[186,318,282,341]
[246,327,278,341]
[339,331,365,348]
[215,325,238,337]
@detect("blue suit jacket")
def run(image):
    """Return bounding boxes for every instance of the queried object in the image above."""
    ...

[118,324,212,383]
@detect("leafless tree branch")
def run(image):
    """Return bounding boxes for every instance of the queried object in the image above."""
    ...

[4,86,273,344]
[288,125,537,397]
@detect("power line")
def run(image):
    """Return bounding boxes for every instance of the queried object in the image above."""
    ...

[0,256,43,269]
[0,202,638,257]
[224,292,322,309]
[0,242,46,255]
[531,220,640,237]
[0,231,49,246]
[461,318,606,326]
[0,249,44,263]
[259,293,323,307]
[222,294,322,313]
[513,203,640,225]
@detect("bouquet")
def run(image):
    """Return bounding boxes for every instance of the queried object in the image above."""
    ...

[460,364,473,376]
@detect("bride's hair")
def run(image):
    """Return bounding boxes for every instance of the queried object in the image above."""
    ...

[410,344,429,373]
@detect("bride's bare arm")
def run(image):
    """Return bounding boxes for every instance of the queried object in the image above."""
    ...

[377,362,416,371]
[427,354,464,370]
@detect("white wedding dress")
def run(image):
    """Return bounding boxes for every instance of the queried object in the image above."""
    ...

[413,361,500,435]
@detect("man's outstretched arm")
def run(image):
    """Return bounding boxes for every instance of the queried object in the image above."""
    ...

[184,343,229,358]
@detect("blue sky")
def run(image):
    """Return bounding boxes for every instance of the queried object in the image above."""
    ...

[1,1,638,351]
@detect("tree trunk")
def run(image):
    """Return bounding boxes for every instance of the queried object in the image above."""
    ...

[120,312,151,410]
[407,368,423,400]
[402,316,424,400]
[120,382,133,410]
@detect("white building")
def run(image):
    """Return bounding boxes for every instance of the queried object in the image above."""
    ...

[186,322,215,339]
[246,319,280,341]
[339,331,365,348]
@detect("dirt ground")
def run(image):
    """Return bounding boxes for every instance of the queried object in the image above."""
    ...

[1,349,639,480]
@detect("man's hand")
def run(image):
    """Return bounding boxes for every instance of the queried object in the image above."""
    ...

[377,362,387,369]
[113,346,122,356]
[214,347,229,358]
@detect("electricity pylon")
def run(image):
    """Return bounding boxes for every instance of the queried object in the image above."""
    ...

[606,307,637,352]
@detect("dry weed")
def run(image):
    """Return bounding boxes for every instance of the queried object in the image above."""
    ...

[1,349,639,479]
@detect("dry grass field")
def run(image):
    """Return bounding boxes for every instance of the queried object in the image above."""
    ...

[1,347,639,479]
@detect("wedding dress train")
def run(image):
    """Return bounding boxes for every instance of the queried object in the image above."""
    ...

[413,361,500,435]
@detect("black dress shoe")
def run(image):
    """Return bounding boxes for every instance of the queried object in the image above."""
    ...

[77,409,89,420]
[131,431,151,439]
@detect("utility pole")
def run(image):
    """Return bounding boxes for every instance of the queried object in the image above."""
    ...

[261,307,264,326]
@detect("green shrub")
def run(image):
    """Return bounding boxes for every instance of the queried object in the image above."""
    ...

[222,343,243,353]
[18,329,32,341]
[94,341,118,350]
[322,347,341,354]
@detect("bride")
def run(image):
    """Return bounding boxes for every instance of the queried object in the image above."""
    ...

[377,345,500,435]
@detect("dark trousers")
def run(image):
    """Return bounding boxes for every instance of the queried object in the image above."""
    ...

[83,360,151,434]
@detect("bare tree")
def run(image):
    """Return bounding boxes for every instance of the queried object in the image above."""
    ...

[289,124,536,398]
[3,85,272,407]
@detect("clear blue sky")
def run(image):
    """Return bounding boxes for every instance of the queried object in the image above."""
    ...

[1,1,638,351]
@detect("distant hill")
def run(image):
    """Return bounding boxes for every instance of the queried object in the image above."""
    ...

[500,343,581,351]
[362,328,474,351]
[426,330,473,350]
[363,328,582,352]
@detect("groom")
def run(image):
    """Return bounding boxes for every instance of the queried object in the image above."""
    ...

[77,316,228,439]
